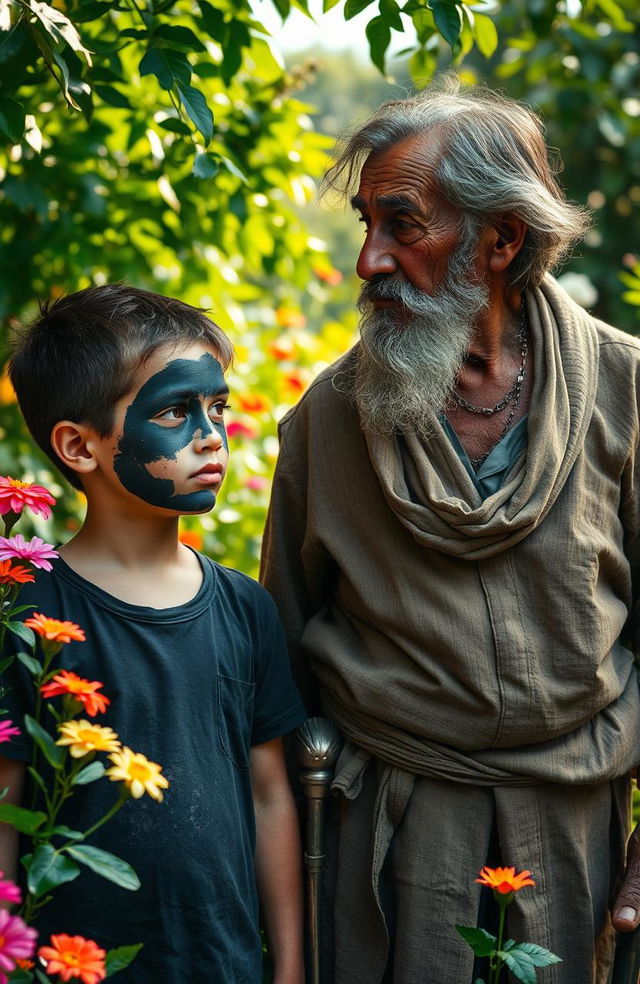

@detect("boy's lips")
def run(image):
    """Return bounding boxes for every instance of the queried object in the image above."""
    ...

[191,463,224,485]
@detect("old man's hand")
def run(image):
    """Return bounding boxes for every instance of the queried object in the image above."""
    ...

[613,822,640,931]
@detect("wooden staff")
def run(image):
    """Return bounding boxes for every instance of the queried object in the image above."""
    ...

[295,717,341,984]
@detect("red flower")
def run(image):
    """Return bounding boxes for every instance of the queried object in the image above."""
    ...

[38,934,106,984]
[476,865,535,895]
[41,671,110,717]
[0,477,55,520]
[0,559,35,585]
[25,614,86,644]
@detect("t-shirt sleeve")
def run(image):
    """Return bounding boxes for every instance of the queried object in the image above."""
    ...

[251,590,307,746]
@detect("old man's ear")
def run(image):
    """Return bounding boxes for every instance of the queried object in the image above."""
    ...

[488,213,528,273]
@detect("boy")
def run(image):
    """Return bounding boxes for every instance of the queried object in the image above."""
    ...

[0,284,307,983]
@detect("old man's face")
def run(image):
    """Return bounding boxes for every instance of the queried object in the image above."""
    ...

[349,134,488,438]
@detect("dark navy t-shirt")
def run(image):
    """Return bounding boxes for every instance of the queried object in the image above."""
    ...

[1,554,306,982]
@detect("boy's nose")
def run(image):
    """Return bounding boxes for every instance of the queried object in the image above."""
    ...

[194,426,224,451]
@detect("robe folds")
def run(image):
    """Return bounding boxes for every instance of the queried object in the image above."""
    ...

[261,277,640,983]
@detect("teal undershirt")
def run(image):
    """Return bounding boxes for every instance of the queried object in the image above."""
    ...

[441,414,529,499]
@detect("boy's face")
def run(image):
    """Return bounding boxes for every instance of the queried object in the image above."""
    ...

[101,342,230,514]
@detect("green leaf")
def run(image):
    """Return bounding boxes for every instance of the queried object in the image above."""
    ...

[7,622,35,647]
[155,24,206,51]
[73,760,105,785]
[17,650,42,676]
[430,0,462,49]
[157,117,192,135]
[0,20,30,64]
[323,0,342,9]
[0,802,46,834]
[67,843,141,890]
[506,942,563,968]
[27,766,48,795]
[51,48,92,115]
[0,95,25,143]
[198,1,225,39]
[24,714,64,769]
[409,46,436,86]
[366,15,391,73]
[499,949,537,984]
[29,2,92,65]
[193,151,219,178]
[27,843,81,896]
[176,83,213,145]
[379,0,403,30]
[473,12,498,58]
[345,0,376,19]
[139,47,191,90]
[105,944,144,977]
[0,654,15,673]
[48,824,84,840]
[272,0,290,18]
[455,925,497,957]
[622,291,640,305]
[94,85,131,109]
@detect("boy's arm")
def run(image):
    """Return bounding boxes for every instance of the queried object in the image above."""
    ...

[250,737,304,984]
[0,756,26,887]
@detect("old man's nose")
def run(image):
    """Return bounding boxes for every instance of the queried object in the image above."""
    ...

[356,234,398,281]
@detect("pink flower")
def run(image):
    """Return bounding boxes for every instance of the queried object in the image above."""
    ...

[0,872,21,905]
[227,420,258,440]
[244,476,268,491]
[0,720,20,744]
[0,910,37,976]
[0,534,58,572]
[0,477,55,519]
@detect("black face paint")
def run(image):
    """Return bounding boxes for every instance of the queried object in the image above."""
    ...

[113,352,228,511]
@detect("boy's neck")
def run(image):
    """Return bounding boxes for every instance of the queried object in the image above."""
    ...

[58,502,204,609]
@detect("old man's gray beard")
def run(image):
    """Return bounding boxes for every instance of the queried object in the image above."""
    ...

[353,245,489,439]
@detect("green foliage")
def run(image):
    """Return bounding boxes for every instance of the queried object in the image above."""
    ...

[0,0,638,580]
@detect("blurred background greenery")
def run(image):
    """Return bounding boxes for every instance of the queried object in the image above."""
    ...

[0,0,639,578]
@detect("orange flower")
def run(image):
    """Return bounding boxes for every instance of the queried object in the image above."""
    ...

[267,336,296,361]
[475,865,535,895]
[16,958,35,969]
[281,370,310,400]
[313,265,343,286]
[179,529,203,551]
[0,559,35,584]
[40,671,110,717]
[38,933,106,984]
[25,614,86,644]
[275,307,306,329]
[236,393,269,414]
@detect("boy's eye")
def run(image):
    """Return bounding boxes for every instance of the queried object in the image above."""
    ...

[155,406,187,423]
[208,401,231,422]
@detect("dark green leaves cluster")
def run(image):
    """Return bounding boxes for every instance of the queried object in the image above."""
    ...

[456,925,562,984]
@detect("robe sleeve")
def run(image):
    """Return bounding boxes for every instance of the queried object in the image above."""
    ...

[260,410,336,715]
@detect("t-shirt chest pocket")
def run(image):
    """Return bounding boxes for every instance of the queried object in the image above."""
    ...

[217,672,255,770]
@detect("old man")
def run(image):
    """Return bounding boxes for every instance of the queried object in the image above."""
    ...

[261,76,640,983]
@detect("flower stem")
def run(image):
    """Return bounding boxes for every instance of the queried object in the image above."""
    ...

[489,895,509,984]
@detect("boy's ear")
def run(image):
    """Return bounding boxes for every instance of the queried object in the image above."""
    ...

[50,421,101,477]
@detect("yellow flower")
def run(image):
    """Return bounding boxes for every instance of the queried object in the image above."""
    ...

[56,720,121,758]
[106,747,169,801]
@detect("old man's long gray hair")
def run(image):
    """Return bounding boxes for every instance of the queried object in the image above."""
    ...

[323,74,590,290]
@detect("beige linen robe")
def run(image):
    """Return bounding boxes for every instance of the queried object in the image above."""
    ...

[261,278,640,983]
